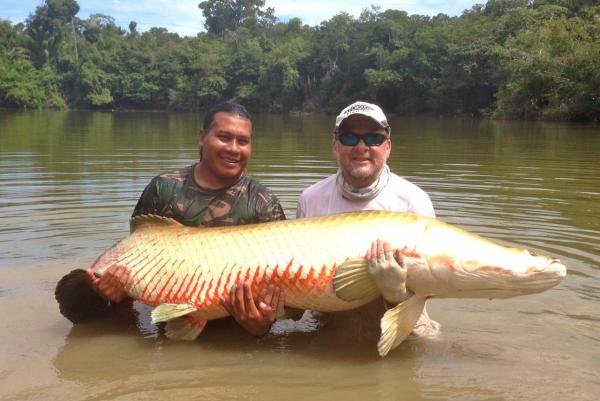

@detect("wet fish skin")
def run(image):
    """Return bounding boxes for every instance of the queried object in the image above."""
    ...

[59,210,566,356]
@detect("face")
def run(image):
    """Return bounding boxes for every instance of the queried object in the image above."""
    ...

[333,115,391,188]
[197,112,252,188]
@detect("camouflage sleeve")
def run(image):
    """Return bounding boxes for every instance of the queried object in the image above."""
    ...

[260,196,286,222]
[255,187,286,223]
[132,178,160,218]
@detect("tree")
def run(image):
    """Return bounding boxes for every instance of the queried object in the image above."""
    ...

[25,0,80,67]
[198,0,275,35]
[128,21,137,36]
[484,0,532,16]
[83,14,117,43]
[2,0,598,120]
[494,13,600,121]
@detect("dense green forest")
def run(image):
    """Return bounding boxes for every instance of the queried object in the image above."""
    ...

[1,0,599,121]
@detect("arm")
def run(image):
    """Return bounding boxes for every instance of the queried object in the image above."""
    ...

[256,194,306,319]
[296,193,306,218]
[366,239,441,336]
[220,283,284,336]
[56,177,161,323]
[222,185,302,335]
[86,265,133,303]
[131,178,161,219]
[256,195,286,223]
[366,239,411,305]
[55,266,132,323]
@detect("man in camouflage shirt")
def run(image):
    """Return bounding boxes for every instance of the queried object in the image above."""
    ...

[132,166,284,227]
[57,102,287,337]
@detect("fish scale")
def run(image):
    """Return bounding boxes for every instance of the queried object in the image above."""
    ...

[78,210,566,356]
[97,214,373,311]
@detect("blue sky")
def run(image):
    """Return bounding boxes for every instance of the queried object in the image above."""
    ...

[2,1,483,36]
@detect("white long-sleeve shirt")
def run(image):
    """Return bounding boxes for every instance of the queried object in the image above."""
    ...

[296,172,435,218]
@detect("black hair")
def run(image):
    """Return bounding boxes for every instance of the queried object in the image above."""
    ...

[202,102,253,131]
[55,269,112,323]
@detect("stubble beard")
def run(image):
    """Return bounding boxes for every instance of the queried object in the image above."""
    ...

[345,161,384,187]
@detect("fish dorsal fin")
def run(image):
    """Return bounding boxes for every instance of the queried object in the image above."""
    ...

[333,257,379,301]
[129,214,184,233]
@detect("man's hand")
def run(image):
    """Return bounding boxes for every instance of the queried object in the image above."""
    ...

[366,239,410,305]
[86,265,132,303]
[220,283,283,337]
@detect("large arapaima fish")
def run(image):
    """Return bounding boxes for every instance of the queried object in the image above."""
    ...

[55,211,566,356]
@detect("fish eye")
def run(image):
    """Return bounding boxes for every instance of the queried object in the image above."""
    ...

[527,250,538,256]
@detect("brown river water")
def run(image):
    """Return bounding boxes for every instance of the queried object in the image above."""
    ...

[0,110,599,400]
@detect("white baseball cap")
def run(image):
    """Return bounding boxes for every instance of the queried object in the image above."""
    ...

[334,101,390,132]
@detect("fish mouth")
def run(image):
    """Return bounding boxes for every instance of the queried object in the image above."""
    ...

[516,259,566,293]
[546,259,567,278]
[524,259,566,278]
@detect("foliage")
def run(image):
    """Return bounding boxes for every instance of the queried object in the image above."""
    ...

[198,0,276,35]
[494,8,600,120]
[0,0,598,121]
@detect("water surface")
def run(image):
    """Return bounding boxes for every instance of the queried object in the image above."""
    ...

[1,110,598,401]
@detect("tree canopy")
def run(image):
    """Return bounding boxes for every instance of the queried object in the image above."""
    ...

[0,0,598,121]
[198,0,276,35]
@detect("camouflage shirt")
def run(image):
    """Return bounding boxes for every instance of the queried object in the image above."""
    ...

[132,165,285,227]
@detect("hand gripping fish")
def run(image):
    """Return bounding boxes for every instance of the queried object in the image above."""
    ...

[55,211,566,356]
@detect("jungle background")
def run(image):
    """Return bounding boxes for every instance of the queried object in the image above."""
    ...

[1,0,599,121]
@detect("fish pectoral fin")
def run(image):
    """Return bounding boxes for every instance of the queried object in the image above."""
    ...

[333,257,379,301]
[377,295,426,357]
[151,303,198,324]
[164,315,207,341]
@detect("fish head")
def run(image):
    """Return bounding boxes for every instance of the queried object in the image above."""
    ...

[448,247,567,299]
[414,221,567,299]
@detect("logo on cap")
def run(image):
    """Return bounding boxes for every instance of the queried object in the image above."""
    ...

[335,101,390,131]
[343,103,376,115]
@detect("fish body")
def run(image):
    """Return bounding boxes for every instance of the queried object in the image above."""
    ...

[63,211,567,355]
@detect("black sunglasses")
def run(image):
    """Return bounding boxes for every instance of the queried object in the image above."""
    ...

[337,132,389,147]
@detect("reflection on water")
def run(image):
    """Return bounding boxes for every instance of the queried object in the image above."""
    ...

[0,110,599,400]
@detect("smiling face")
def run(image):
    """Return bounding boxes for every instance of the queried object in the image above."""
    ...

[195,112,252,190]
[333,115,391,188]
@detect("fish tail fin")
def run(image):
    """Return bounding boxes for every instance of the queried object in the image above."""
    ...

[333,257,379,301]
[377,295,426,357]
[55,268,111,323]
[164,315,207,341]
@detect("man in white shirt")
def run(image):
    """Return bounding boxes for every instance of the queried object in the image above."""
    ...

[297,101,440,338]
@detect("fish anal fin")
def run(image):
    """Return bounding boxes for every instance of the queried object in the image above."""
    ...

[151,303,197,324]
[164,315,207,341]
[377,295,426,357]
[333,257,379,301]
[129,214,184,233]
